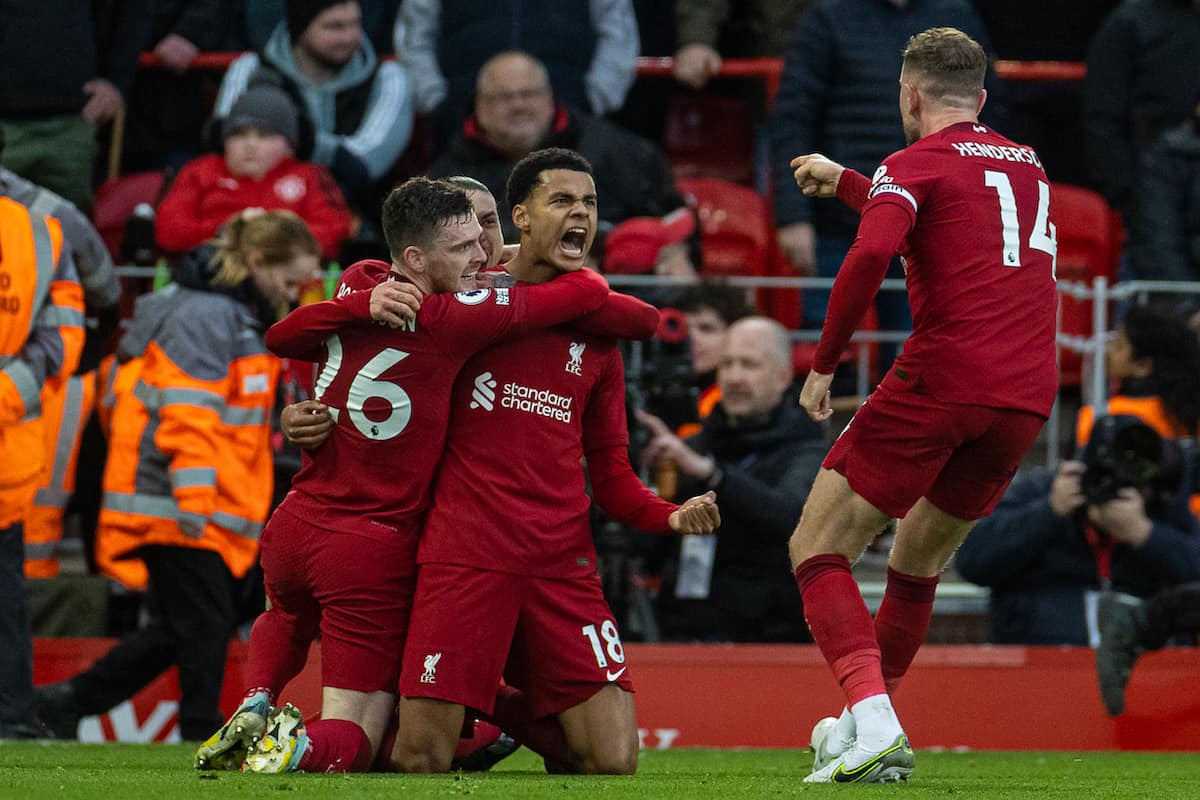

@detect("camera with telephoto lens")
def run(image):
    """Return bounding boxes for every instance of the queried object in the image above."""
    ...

[1079,415,1163,507]
[624,307,698,436]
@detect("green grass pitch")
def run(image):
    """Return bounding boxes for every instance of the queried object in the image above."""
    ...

[1,743,1198,799]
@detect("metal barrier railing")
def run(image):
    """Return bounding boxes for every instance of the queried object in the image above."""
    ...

[114,266,1200,467]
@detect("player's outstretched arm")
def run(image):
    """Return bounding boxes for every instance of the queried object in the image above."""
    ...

[503,267,610,333]
[572,291,660,340]
[265,283,421,360]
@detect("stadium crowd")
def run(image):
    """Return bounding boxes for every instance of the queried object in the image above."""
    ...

[1,0,1199,783]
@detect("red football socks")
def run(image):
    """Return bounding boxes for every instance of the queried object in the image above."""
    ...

[298,718,373,773]
[875,566,939,695]
[794,554,887,706]
[244,610,314,698]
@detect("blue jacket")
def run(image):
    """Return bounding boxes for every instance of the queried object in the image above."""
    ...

[770,0,999,236]
[955,468,1200,645]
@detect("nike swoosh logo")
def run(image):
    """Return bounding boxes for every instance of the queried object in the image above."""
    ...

[831,737,911,783]
[605,667,627,682]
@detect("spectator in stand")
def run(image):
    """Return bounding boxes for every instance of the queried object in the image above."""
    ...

[957,303,1200,645]
[1073,303,1200,462]
[672,283,755,436]
[0,1,151,213]
[673,0,811,90]
[157,84,352,259]
[971,0,1118,187]
[214,0,413,226]
[638,317,826,643]
[394,0,638,143]
[769,0,999,375]
[601,209,699,308]
[428,50,687,243]
[1097,580,1200,716]
[955,414,1200,646]
[1131,90,1200,324]
[123,0,246,173]
[1083,0,1200,221]
[245,0,400,56]
[35,210,321,743]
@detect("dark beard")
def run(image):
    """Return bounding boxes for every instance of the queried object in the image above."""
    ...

[302,44,353,73]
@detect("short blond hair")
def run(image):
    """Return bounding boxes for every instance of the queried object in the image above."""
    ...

[901,27,987,109]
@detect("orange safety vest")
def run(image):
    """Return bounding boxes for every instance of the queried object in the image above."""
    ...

[98,286,279,579]
[1077,397,1200,519]
[675,384,722,440]
[24,371,96,577]
[0,198,78,529]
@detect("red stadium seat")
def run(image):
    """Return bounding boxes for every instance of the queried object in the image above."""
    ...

[92,170,167,262]
[1051,183,1123,386]
[664,93,756,185]
[677,176,804,329]
[677,177,772,278]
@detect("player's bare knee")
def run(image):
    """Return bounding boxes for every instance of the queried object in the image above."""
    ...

[579,741,638,775]
[390,745,451,774]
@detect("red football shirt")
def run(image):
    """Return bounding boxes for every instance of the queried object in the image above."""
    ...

[815,121,1059,416]
[264,260,609,539]
[418,291,678,579]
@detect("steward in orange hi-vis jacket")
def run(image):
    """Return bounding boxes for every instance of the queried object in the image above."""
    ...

[32,211,319,742]
[98,265,279,581]
[0,196,84,737]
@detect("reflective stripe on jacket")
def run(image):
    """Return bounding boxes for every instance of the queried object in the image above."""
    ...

[92,355,148,591]
[25,371,96,577]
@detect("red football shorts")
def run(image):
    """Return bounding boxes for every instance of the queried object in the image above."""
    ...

[823,371,1046,520]
[400,563,634,719]
[259,506,419,693]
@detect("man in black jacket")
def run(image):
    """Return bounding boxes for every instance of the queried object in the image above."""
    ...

[769,0,999,372]
[1083,0,1200,220]
[0,0,152,212]
[955,418,1200,646]
[638,316,827,642]
[1131,92,1200,323]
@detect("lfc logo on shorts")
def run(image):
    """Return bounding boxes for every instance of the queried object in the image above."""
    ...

[420,652,442,684]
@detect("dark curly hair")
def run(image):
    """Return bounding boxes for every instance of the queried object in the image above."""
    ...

[505,147,593,211]
[381,177,474,262]
[1122,303,1200,433]
[673,282,755,323]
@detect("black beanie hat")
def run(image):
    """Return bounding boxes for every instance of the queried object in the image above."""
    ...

[287,0,350,40]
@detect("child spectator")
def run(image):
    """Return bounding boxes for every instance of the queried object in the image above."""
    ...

[155,84,351,258]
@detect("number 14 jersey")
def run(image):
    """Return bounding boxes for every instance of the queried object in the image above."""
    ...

[864,121,1059,416]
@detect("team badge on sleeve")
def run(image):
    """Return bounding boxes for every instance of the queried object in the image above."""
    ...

[454,288,492,305]
[868,166,917,212]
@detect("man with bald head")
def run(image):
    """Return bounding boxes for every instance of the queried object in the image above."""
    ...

[638,317,828,642]
[428,50,686,242]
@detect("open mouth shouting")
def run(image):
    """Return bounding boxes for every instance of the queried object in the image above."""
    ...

[559,226,589,259]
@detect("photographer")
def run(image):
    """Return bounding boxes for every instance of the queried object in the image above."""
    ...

[956,415,1200,645]
[636,317,828,642]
